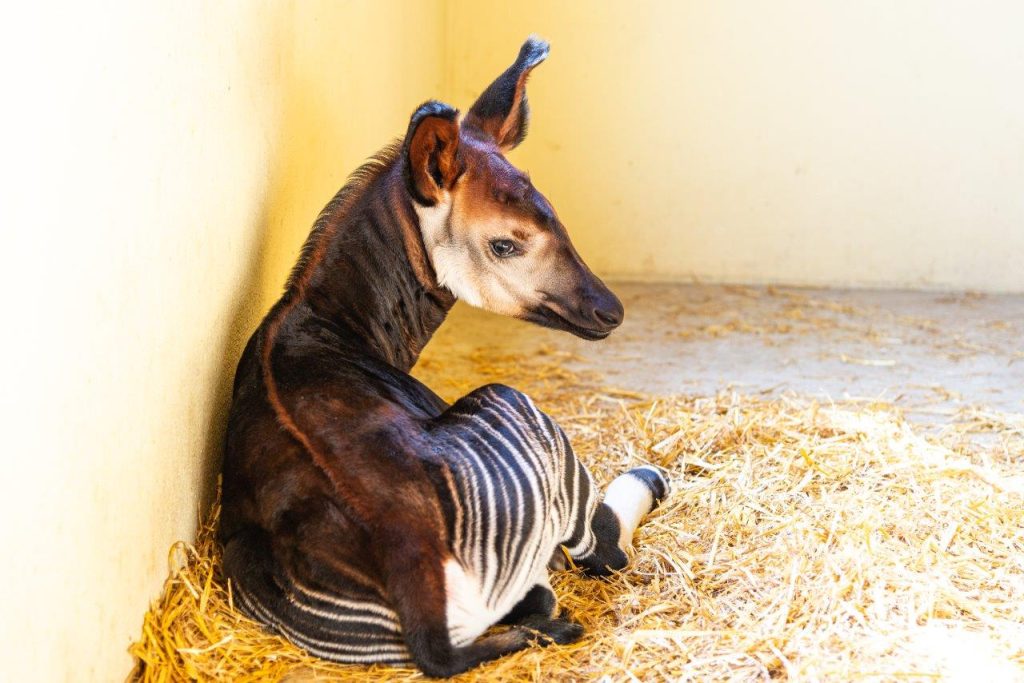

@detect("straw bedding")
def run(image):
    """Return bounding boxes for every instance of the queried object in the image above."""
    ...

[130,346,1024,681]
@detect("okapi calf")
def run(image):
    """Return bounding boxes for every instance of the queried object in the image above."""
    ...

[220,37,667,677]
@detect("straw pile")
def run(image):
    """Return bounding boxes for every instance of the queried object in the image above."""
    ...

[130,347,1024,681]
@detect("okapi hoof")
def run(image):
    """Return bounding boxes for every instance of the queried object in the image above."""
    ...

[625,464,671,510]
[520,614,585,646]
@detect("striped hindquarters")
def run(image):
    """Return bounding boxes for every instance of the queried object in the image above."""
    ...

[434,384,599,640]
[224,528,411,665]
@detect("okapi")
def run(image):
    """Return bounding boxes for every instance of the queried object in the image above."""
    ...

[220,37,668,677]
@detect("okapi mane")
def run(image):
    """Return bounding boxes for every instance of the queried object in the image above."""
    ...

[285,140,404,294]
[260,141,410,526]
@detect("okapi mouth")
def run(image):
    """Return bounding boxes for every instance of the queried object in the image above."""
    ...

[525,305,613,341]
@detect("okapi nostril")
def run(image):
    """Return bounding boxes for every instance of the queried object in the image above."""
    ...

[594,309,621,327]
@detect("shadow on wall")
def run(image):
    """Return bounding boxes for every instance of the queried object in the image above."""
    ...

[195,2,447,513]
[193,7,309,516]
[196,204,267,517]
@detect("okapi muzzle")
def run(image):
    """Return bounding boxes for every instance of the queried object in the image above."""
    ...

[404,38,624,340]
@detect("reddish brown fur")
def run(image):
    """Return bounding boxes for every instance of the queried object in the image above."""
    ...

[219,38,623,677]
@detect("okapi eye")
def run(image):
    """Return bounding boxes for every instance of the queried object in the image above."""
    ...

[489,239,518,258]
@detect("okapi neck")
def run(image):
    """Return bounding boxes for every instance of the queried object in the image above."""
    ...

[298,164,455,372]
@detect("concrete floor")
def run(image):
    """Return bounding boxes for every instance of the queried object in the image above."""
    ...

[420,283,1023,417]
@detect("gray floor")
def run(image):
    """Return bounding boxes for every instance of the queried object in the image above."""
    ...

[421,283,1023,417]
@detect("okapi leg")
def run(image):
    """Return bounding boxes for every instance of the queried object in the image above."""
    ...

[379,536,546,677]
[502,573,583,645]
[498,583,557,624]
[602,466,669,552]
[513,612,585,646]
[573,466,670,576]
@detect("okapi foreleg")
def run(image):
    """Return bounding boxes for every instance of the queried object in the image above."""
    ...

[572,466,670,577]
[602,466,669,553]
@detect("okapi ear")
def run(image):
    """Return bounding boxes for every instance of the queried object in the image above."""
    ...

[403,101,462,206]
[463,36,549,151]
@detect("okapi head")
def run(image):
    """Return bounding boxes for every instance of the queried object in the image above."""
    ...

[402,37,624,340]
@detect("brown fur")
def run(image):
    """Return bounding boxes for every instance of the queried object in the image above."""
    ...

[219,37,623,677]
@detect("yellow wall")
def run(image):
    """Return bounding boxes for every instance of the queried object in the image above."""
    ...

[258,3,446,310]
[0,2,442,681]
[446,1,1024,292]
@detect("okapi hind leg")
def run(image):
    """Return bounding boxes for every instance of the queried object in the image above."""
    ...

[498,583,557,624]
[496,577,582,646]
[496,570,584,644]
[497,581,583,645]
[384,554,532,676]
[381,535,580,677]
[513,612,585,646]
[405,613,582,678]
